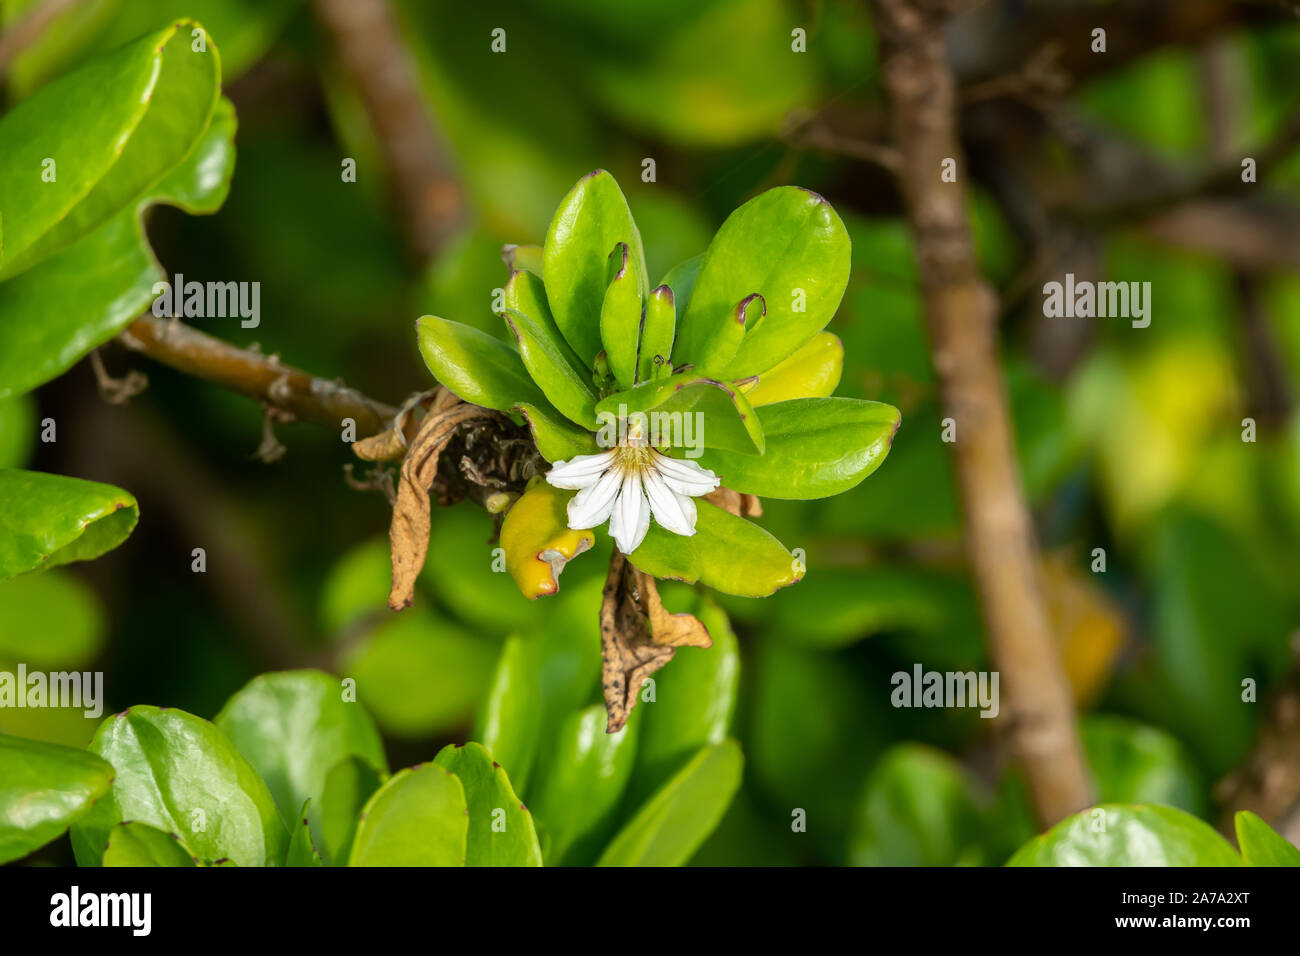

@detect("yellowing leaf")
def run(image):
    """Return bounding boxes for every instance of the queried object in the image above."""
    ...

[500,480,594,599]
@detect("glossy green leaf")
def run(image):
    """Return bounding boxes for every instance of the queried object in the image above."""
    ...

[515,400,601,462]
[102,821,196,867]
[72,706,288,867]
[638,284,676,382]
[434,742,543,867]
[693,398,900,499]
[348,763,467,866]
[674,187,850,378]
[417,315,550,413]
[1007,804,1242,867]
[474,636,542,794]
[599,242,644,389]
[0,97,236,398]
[543,170,647,364]
[1235,811,1300,866]
[503,268,569,356]
[0,470,138,579]
[0,570,104,668]
[743,331,843,406]
[319,756,382,867]
[596,739,742,867]
[503,308,598,429]
[849,744,987,866]
[285,800,324,867]
[659,253,702,314]
[631,596,738,799]
[530,704,638,865]
[628,501,799,597]
[0,733,114,864]
[597,375,764,455]
[0,21,217,278]
[214,670,388,852]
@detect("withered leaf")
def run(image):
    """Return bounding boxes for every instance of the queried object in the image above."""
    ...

[599,552,712,733]
[705,486,763,518]
[353,387,447,463]
[386,394,494,610]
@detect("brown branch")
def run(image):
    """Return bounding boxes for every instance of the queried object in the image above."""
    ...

[870,0,1092,827]
[119,315,397,436]
[310,0,465,264]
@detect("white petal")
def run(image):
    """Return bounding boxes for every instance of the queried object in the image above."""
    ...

[642,468,695,537]
[545,450,615,490]
[609,470,651,554]
[675,490,698,530]
[652,450,721,497]
[567,467,622,529]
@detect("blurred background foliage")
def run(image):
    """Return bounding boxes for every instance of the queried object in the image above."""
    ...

[3,0,1300,865]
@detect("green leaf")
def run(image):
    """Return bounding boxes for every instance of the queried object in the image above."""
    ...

[71,706,288,867]
[0,470,138,580]
[340,606,497,738]
[502,308,598,429]
[743,331,843,406]
[515,401,601,463]
[543,170,647,365]
[659,253,702,313]
[0,570,104,668]
[348,763,467,866]
[1082,716,1205,816]
[214,670,387,855]
[1235,811,1300,866]
[285,800,324,867]
[599,241,644,389]
[474,636,542,795]
[529,704,638,865]
[1007,804,1242,867]
[433,742,543,867]
[0,96,236,399]
[416,315,550,413]
[503,243,544,276]
[849,744,987,866]
[628,501,799,597]
[319,756,382,866]
[694,397,899,499]
[638,284,676,383]
[674,187,850,378]
[102,821,196,867]
[0,20,218,278]
[0,733,114,864]
[596,740,742,866]
[631,596,738,800]
[597,375,764,455]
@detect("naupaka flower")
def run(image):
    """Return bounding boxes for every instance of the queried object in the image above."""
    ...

[545,419,721,553]
[414,169,902,601]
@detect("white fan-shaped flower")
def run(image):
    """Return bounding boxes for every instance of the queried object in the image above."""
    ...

[545,422,720,554]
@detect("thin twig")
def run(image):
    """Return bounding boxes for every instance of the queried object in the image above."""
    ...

[119,315,397,436]
[870,0,1093,828]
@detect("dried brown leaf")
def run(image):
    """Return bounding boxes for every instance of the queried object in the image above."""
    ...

[386,399,489,610]
[599,552,712,733]
[704,486,763,517]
